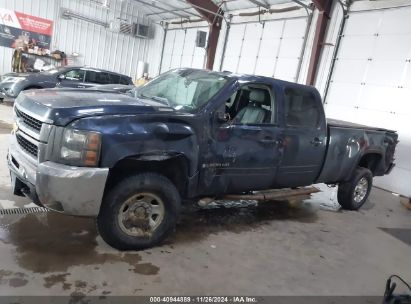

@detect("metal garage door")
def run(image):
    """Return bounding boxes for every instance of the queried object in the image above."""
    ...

[325,6,411,196]
[160,27,208,73]
[220,17,308,82]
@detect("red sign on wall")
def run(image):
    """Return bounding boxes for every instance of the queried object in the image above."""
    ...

[0,8,53,50]
[14,12,54,36]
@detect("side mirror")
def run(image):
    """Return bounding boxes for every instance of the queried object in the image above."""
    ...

[58,74,66,80]
[216,111,230,123]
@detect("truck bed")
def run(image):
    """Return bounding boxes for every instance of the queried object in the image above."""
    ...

[327,118,396,133]
[316,120,398,184]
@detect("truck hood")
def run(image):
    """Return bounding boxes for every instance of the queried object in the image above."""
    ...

[2,72,32,78]
[2,72,49,80]
[15,88,174,126]
[1,72,33,83]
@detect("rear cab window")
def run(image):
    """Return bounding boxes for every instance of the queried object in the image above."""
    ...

[109,74,121,84]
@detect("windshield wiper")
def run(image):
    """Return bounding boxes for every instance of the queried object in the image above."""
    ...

[141,94,171,106]
[151,96,171,106]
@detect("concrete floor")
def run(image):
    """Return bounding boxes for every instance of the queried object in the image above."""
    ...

[0,103,410,297]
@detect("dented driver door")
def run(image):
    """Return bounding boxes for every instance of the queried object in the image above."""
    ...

[199,83,283,195]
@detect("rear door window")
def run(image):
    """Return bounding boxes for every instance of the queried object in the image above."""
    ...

[284,88,321,128]
[97,73,111,84]
[85,71,111,84]
[85,71,98,84]
[109,74,120,84]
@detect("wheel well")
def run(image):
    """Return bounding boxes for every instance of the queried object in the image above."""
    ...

[106,155,189,196]
[358,153,382,175]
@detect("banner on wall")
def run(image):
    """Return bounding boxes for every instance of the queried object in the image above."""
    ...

[0,8,53,51]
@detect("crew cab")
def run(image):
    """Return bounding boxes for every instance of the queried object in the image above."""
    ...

[7,68,398,250]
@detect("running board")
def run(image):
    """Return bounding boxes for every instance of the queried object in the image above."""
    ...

[223,187,320,201]
[198,187,320,207]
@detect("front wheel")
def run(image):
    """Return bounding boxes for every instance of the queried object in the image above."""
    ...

[97,173,181,250]
[337,167,373,210]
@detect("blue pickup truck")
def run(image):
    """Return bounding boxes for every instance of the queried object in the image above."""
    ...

[7,68,398,250]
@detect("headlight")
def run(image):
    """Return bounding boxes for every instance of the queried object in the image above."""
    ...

[2,76,26,83]
[59,129,102,167]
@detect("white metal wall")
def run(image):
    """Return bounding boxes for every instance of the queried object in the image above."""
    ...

[314,1,344,95]
[324,5,411,197]
[160,27,208,73]
[220,18,308,82]
[0,0,163,78]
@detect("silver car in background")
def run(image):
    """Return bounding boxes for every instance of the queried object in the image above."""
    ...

[0,66,133,103]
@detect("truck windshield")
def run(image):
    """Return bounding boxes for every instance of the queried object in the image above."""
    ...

[137,69,229,111]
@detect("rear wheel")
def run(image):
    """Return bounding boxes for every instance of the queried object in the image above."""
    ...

[97,173,181,250]
[337,167,373,210]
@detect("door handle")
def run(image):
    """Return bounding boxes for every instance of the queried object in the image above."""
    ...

[77,86,86,88]
[310,137,323,146]
[259,138,282,145]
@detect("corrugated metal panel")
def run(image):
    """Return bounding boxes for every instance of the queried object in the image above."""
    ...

[297,7,318,84]
[0,0,162,79]
[146,23,165,76]
[138,0,306,21]
[212,0,294,11]
[149,1,310,76]
[219,17,307,82]
[323,5,411,197]
[159,26,208,73]
[314,2,346,95]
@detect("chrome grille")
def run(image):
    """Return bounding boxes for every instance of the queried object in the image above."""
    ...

[15,107,42,131]
[16,133,38,157]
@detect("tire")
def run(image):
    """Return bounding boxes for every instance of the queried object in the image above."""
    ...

[97,172,181,250]
[337,167,373,210]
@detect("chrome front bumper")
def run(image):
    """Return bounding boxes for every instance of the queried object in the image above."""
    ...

[8,135,109,217]
[0,84,18,101]
[0,90,15,103]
